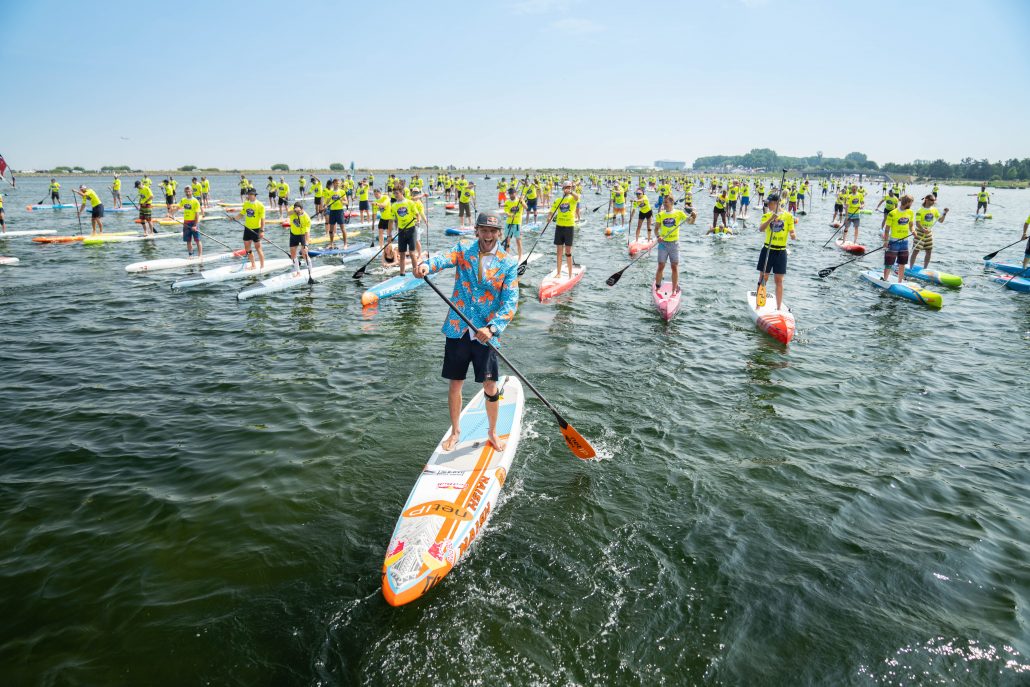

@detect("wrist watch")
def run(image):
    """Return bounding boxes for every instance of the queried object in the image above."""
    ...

[488,324,498,336]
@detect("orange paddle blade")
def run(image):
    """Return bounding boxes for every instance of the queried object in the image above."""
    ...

[560,421,596,460]
[756,284,767,308]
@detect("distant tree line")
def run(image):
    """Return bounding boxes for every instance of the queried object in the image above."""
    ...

[880,157,1030,181]
[693,149,880,172]
[693,148,1030,180]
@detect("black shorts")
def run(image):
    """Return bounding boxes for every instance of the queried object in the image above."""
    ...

[359,200,370,211]
[315,198,324,208]
[91,205,104,218]
[442,335,499,383]
[728,200,737,209]
[378,218,390,230]
[757,246,787,275]
[289,233,308,247]
[328,209,345,225]
[243,228,262,242]
[397,227,417,252]
[165,195,174,205]
[51,192,60,200]
[638,210,653,219]
[554,225,574,246]
[834,203,844,212]
[278,197,288,207]
[714,207,726,216]
[527,198,538,210]
[268,194,277,202]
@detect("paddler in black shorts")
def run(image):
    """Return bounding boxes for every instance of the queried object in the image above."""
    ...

[414,211,519,453]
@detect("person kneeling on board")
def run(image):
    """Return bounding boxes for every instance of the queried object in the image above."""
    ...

[414,211,519,453]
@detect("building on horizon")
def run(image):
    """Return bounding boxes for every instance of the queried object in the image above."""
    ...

[655,160,686,171]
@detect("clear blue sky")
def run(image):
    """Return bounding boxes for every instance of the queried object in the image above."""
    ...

[2,0,1028,170]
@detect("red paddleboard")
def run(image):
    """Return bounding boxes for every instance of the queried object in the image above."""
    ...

[539,264,586,301]
[652,281,682,321]
[628,239,656,257]
[835,238,866,255]
[747,290,796,345]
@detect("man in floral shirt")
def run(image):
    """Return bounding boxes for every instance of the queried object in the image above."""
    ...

[415,212,519,452]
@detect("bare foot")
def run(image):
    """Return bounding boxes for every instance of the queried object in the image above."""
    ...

[487,432,506,452]
[441,432,461,452]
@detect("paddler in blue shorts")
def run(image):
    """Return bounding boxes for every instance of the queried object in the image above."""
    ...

[414,211,519,453]
[756,193,797,310]
[881,195,915,282]
[178,185,203,258]
[653,195,696,294]
[503,186,527,263]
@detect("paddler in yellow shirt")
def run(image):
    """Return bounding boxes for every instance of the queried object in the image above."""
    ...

[653,195,696,294]
[74,184,105,235]
[756,193,797,310]
[325,179,348,250]
[135,180,155,236]
[549,181,579,279]
[881,194,915,282]
[287,202,312,276]
[111,174,122,208]
[610,185,626,227]
[841,184,863,244]
[910,194,949,269]
[357,180,371,224]
[373,188,392,255]
[503,185,527,263]
[276,177,290,219]
[230,187,266,270]
[179,185,203,258]
[311,176,324,220]
[632,188,654,241]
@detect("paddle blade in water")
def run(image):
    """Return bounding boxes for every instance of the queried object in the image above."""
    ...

[606,272,622,287]
[557,418,596,460]
[517,261,528,276]
[818,268,832,278]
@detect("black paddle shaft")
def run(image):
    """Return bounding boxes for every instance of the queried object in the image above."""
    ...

[420,273,569,427]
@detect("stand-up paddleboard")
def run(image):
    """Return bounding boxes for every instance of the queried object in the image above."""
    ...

[125,250,246,273]
[33,231,137,244]
[893,264,962,288]
[859,270,943,309]
[0,256,19,266]
[652,281,682,321]
[82,233,177,245]
[237,264,345,300]
[0,230,57,238]
[989,272,1030,292]
[172,258,293,289]
[746,290,796,344]
[360,271,436,307]
[835,238,866,255]
[538,264,586,301]
[26,203,77,211]
[628,239,656,257]
[308,244,374,259]
[382,376,524,606]
[309,230,360,245]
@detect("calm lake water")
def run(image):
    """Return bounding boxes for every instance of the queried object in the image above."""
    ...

[1,175,1028,686]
